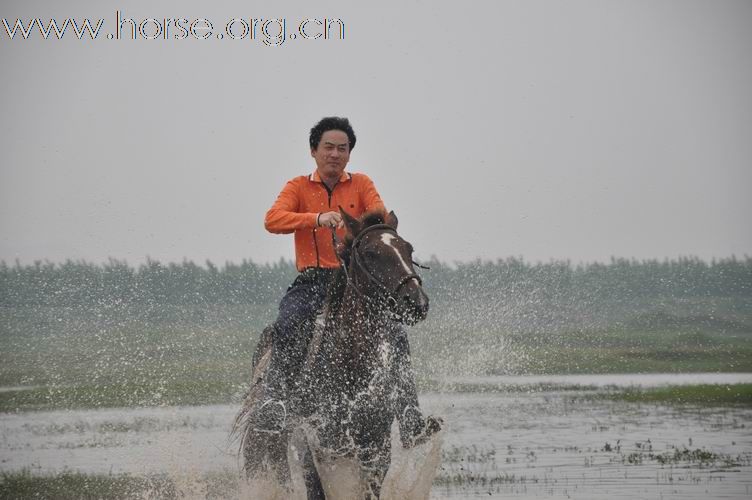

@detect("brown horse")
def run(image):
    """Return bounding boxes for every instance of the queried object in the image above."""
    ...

[233,209,436,499]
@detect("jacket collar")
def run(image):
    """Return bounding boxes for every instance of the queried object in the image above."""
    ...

[310,170,351,184]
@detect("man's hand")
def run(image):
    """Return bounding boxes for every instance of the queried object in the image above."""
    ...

[318,211,343,229]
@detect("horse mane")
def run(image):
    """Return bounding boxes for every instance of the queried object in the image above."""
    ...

[325,209,390,317]
[323,267,348,321]
[343,209,389,246]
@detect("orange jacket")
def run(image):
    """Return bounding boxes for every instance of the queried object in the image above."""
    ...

[265,170,386,271]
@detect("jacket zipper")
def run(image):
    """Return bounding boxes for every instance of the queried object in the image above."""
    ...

[313,183,335,269]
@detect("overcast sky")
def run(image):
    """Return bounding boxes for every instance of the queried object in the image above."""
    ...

[2,0,750,266]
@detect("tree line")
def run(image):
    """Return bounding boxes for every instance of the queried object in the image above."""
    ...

[1,255,749,308]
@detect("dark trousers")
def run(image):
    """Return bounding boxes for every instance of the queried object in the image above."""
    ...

[269,268,420,415]
[271,268,334,388]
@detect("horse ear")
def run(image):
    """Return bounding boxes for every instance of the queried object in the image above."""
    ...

[385,210,398,229]
[339,206,362,237]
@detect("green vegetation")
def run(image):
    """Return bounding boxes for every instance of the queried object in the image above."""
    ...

[0,469,239,500]
[434,442,751,496]
[2,256,750,308]
[0,303,269,412]
[600,383,752,406]
[0,379,243,413]
[435,442,751,495]
[0,258,299,307]
[2,306,750,412]
[411,321,752,381]
[1,256,751,412]
[4,442,748,499]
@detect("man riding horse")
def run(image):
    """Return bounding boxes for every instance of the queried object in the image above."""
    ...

[257,116,437,447]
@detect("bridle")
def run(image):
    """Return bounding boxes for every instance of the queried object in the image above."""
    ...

[333,224,423,311]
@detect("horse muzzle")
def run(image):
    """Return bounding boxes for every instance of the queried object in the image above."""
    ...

[391,280,429,325]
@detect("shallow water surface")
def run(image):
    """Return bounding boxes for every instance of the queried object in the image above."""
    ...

[1,374,750,499]
[427,391,751,499]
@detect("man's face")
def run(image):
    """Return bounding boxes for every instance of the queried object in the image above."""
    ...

[311,130,351,181]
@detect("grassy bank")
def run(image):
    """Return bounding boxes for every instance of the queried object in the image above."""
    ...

[0,304,268,412]
[1,301,751,413]
[600,383,752,406]
[0,379,244,413]
[0,469,239,500]
[410,323,752,380]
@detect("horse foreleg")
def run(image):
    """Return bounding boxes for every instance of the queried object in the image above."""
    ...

[358,439,392,500]
[243,429,292,486]
[300,441,326,500]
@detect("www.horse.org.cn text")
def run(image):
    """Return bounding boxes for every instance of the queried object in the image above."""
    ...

[2,11,346,46]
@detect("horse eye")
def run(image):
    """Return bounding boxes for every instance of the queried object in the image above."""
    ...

[363,247,379,258]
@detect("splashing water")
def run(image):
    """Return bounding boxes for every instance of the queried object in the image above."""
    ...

[381,422,444,500]
[228,418,445,500]
[304,421,444,500]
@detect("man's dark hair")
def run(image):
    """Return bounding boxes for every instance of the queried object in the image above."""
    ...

[309,116,357,151]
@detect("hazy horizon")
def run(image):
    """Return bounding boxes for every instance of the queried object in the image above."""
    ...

[2,0,750,267]
[2,252,749,270]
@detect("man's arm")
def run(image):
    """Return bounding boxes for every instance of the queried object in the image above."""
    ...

[359,174,387,214]
[264,179,319,234]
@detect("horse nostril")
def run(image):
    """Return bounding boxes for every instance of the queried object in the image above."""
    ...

[403,292,428,313]
[419,293,429,313]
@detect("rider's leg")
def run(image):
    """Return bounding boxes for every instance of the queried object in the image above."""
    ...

[256,269,332,431]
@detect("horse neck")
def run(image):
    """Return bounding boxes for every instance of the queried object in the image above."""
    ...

[327,282,390,355]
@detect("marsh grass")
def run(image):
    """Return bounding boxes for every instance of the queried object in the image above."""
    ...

[418,379,601,393]
[432,440,752,497]
[598,383,752,406]
[0,379,246,413]
[411,325,752,378]
[0,469,175,500]
[0,303,269,412]
[620,447,751,467]
[2,441,750,498]
[0,469,240,500]
[1,300,751,412]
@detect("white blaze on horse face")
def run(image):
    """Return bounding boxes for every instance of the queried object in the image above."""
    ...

[380,233,413,274]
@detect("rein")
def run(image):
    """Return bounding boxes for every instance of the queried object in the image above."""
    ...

[331,224,423,309]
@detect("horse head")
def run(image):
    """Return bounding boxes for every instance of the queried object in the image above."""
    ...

[339,208,429,325]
